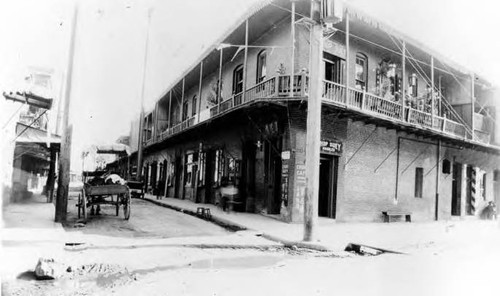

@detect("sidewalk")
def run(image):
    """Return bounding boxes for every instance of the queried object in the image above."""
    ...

[143,194,500,253]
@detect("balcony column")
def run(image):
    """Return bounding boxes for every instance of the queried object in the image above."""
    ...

[168,90,172,130]
[197,61,203,123]
[401,40,406,120]
[344,9,350,103]
[290,0,295,98]
[470,72,475,140]
[218,48,223,114]
[431,56,435,127]
[180,78,185,124]
[243,19,249,102]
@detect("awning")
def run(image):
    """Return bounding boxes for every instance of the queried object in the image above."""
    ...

[15,123,60,145]
[94,143,131,156]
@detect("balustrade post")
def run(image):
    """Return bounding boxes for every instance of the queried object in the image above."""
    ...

[361,89,366,110]
[442,118,447,132]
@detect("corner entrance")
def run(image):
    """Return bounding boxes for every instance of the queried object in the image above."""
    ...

[318,155,338,219]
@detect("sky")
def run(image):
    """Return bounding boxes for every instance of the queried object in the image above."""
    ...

[1,0,499,172]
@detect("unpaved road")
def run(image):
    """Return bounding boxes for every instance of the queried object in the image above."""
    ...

[64,195,230,238]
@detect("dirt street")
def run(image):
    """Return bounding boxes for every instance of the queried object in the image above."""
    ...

[64,195,230,238]
[3,195,500,296]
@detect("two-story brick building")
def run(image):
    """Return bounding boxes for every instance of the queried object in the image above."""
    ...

[117,0,500,222]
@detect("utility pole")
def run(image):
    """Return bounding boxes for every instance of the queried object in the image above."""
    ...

[303,0,323,242]
[136,8,153,181]
[55,3,78,222]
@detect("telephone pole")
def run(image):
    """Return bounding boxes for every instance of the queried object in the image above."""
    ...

[303,0,323,242]
[55,3,78,222]
[136,8,153,181]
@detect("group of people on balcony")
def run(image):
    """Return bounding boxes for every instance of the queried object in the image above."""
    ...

[368,58,446,118]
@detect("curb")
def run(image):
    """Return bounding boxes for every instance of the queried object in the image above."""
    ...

[141,197,333,252]
[140,197,247,231]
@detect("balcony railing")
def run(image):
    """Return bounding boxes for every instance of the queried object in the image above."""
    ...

[144,76,482,146]
[278,74,308,97]
[322,80,471,140]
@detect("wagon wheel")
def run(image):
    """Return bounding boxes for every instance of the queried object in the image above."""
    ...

[116,194,120,216]
[123,191,131,220]
[81,190,88,221]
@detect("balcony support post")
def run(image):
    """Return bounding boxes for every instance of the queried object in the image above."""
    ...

[431,56,435,128]
[345,10,350,104]
[168,90,172,130]
[218,48,223,115]
[401,40,406,121]
[290,0,295,98]
[243,19,249,102]
[197,61,203,124]
[470,72,475,140]
[180,78,185,125]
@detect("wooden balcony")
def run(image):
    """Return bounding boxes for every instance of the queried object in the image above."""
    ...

[145,76,487,147]
[323,80,471,140]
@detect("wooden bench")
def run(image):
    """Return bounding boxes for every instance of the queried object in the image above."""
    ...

[382,211,412,223]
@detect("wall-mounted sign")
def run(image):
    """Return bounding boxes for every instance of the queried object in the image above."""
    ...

[320,139,342,155]
[281,151,291,160]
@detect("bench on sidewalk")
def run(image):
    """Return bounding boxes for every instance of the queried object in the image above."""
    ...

[382,210,412,223]
[196,207,212,219]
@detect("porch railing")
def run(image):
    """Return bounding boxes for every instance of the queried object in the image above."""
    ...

[245,77,276,102]
[322,80,469,140]
[364,92,402,120]
[278,75,308,97]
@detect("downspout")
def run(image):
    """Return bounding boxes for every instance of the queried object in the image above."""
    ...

[394,137,401,203]
[435,139,441,220]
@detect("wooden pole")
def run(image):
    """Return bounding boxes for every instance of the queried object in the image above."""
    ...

[218,48,223,113]
[290,1,295,98]
[435,139,441,221]
[303,0,322,242]
[168,91,172,129]
[471,72,475,140]
[344,9,349,102]
[243,20,249,102]
[55,4,78,222]
[180,78,185,123]
[431,56,435,127]
[401,41,406,120]
[197,61,203,123]
[136,9,153,181]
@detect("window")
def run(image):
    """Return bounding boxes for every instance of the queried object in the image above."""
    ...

[182,100,189,121]
[256,50,267,83]
[323,52,345,84]
[198,152,206,186]
[192,95,197,116]
[214,149,225,185]
[233,65,244,95]
[481,173,487,200]
[184,153,195,187]
[415,167,423,198]
[355,53,368,90]
[409,73,418,97]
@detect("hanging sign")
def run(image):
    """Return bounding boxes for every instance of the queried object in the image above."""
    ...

[320,139,342,154]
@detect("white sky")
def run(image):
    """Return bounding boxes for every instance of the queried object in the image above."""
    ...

[1,0,499,171]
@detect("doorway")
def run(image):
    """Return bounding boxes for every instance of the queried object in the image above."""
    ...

[174,157,182,199]
[318,155,338,219]
[451,162,462,216]
[264,137,282,214]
